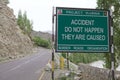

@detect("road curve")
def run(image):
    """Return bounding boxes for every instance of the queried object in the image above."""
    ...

[0,48,51,80]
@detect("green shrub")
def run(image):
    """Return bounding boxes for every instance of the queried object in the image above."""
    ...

[61,53,66,58]
[32,36,50,48]
[60,77,67,80]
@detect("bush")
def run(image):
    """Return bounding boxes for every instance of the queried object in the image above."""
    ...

[61,53,66,58]
[32,36,50,48]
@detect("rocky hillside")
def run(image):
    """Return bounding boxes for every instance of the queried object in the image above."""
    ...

[0,0,33,60]
[78,63,120,80]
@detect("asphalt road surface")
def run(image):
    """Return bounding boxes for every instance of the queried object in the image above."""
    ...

[0,48,51,80]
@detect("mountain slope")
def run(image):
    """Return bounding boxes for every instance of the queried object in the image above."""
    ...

[0,0,33,59]
[31,30,52,41]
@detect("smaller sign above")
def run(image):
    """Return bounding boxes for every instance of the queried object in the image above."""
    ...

[57,8,108,16]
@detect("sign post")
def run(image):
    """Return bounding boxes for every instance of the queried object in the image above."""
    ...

[52,7,55,80]
[110,6,115,80]
[56,7,110,53]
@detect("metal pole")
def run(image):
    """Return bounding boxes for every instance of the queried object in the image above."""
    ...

[110,7,115,80]
[52,51,54,80]
[52,7,55,80]
[111,44,115,80]
[67,53,69,70]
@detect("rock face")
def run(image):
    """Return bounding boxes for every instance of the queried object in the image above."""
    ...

[0,0,33,59]
[78,63,120,80]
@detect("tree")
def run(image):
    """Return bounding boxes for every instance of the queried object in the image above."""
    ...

[97,0,120,69]
[17,10,33,36]
[17,10,24,30]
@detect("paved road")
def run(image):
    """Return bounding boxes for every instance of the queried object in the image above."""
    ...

[0,48,51,80]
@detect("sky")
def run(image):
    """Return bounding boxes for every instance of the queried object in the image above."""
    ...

[8,0,97,32]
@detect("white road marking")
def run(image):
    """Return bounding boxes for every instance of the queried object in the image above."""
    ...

[8,65,21,71]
